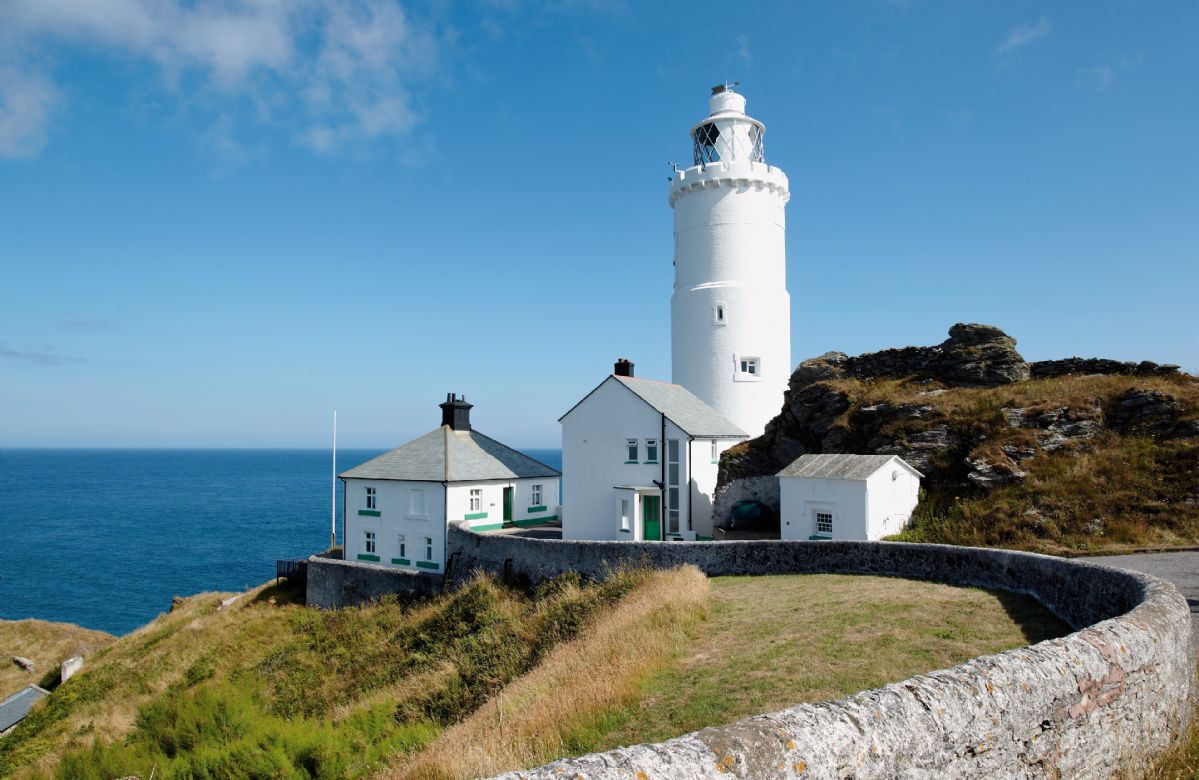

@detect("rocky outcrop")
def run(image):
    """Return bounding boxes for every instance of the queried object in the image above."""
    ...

[1031,357,1181,379]
[791,323,1030,392]
[714,324,1197,530]
[1109,388,1199,438]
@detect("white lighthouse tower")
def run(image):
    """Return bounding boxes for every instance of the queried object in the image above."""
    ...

[669,84,791,438]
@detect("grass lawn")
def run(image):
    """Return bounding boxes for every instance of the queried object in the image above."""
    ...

[567,573,1070,752]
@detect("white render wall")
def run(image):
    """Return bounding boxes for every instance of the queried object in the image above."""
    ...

[779,467,921,542]
[669,94,791,439]
[445,477,559,532]
[561,377,742,541]
[687,437,736,539]
[864,466,920,539]
[779,476,868,541]
[562,378,690,541]
[343,478,446,572]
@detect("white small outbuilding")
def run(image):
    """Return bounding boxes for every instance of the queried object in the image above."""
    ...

[778,454,922,541]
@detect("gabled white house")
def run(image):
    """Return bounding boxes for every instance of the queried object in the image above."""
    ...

[560,360,748,542]
[342,394,560,572]
[778,454,922,541]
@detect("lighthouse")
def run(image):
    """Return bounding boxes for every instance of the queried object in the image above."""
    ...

[669,84,791,438]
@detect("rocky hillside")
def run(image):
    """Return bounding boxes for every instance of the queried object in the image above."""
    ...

[716,324,1199,553]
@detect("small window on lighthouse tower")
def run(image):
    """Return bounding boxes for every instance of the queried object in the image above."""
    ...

[713,303,727,325]
[740,357,759,376]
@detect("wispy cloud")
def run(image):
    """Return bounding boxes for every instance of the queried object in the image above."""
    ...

[736,34,751,68]
[994,16,1051,56]
[1075,64,1115,94]
[0,63,59,158]
[0,0,441,161]
[0,341,82,366]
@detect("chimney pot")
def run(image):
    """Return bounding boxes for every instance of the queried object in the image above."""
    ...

[614,358,635,378]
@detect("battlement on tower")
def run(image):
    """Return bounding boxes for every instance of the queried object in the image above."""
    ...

[667,162,789,207]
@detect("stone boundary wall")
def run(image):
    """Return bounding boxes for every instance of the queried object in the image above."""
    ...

[309,527,1198,777]
[306,555,442,607]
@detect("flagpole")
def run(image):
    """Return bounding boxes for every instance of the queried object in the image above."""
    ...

[331,410,338,551]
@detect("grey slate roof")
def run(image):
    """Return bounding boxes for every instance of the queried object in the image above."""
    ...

[0,685,49,733]
[339,427,560,483]
[778,453,923,480]
[558,375,747,438]
[611,376,748,438]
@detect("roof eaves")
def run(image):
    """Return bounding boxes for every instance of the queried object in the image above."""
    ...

[558,375,617,423]
[888,455,925,479]
[616,377,746,439]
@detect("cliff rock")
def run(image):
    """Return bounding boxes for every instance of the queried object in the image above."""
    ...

[714,324,1198,552]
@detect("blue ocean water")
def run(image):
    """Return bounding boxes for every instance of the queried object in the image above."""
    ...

[0,448,562,635]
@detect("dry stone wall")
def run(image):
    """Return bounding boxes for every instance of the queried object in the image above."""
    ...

[307,528,1197,778]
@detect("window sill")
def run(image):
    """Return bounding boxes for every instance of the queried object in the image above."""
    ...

[416,561,440,571]
[624,461,639,465]
[644,461,658,465]
[357,553,381,562]
[527,505,547,513]
[391,558,411,565]
[358,510,381,517]
[618,528,630,533]
[465,512,488,520]
[808,535,832,541]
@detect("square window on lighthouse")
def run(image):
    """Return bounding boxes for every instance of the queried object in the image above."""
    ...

[740,357,759,376]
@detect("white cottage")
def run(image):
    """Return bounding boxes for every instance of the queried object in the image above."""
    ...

[341,394,560,571]
[560,360,747,542]
[778,454,922,541]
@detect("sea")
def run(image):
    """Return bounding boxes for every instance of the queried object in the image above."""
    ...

[0,448,562,636]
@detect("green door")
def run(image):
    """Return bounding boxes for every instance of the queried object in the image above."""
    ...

[641,495,661,541]
[503,487,513,525]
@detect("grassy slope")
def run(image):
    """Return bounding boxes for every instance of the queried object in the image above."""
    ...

[821,374,1199,553]
[565,573,1069,753]
[0,569,649,779]
[391,566,710,780]
[0,620,114,694]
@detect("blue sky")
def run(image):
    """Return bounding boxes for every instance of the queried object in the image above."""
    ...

[1,1,1196,448]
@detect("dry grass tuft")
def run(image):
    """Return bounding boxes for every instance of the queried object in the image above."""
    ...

[0,619,114,694]
[392,565,710,780]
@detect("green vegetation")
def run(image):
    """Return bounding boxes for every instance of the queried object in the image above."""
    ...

[0,571,646,780]
[395,566,710,779]
[0,571,1084,779]
[1148,684,1199,780]
[822,373,1199,554]
[564,573,1069,754]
